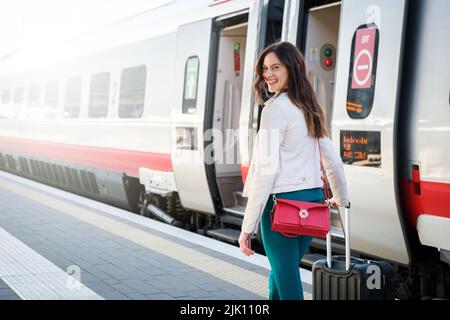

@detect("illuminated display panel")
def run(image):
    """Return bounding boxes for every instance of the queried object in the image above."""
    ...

[340,130,381,167]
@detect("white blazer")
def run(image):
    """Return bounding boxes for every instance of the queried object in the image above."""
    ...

[241,92,349,235]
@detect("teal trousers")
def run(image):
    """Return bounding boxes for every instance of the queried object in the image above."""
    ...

[260,188,324,300]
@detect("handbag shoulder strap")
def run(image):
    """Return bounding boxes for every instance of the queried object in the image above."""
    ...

[317,139,330,200]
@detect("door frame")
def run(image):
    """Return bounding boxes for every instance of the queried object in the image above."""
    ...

[204,11,250,216]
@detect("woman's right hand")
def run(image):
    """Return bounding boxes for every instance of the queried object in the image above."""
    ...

[238,231,255,256]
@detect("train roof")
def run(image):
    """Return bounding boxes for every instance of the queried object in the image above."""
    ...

[0,0,252,77]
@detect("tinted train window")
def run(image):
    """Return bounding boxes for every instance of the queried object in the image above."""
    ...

[1,90,10,104]
[45,81,59,109]
[346,24,379,119]
[28,84,40,107]
[89,72,110,118]
[265,0,284,45]
[14,87,24,104]
[119,65,146,118]
[64,76,82,118]
[182,56,199,114]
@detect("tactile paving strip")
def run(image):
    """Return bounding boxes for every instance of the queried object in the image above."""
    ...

[0,227,103,300]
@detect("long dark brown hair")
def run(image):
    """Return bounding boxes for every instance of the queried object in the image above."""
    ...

[254,41,328,138]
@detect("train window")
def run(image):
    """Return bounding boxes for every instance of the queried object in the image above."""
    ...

[28,84,40,107]
[89,72,110,118]
[13,87,24,105]
[119,65,146,118]
[264,0,284,46]
[64,76,82,118]
[44,81,59,109]
[182,56,199,114]
[1,90,10,104]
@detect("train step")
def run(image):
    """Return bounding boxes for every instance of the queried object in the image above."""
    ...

[206,228,240,244]
[233,191,247,207]
[222,205,245,216]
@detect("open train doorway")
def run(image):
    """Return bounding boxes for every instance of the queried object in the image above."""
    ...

[285,0,345,263]
[203,1,287,244]
[205,1,287,233]
[207,13,249,225]
[300,1,341,133]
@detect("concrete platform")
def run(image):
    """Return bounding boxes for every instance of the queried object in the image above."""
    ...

[0,170,312,300]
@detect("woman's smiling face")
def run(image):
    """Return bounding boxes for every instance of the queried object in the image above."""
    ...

[262,52,289,94]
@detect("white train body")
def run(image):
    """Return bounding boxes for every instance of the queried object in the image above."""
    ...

[0,0,449,298]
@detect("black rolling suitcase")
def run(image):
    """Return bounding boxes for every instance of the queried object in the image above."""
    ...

[312,204,395,300]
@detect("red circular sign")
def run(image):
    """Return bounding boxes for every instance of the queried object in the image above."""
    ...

[353,49,373,87]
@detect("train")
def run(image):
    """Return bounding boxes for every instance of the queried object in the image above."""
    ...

[0,0,448,299]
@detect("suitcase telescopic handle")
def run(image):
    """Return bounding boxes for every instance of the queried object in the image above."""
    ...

[326,203,351,271]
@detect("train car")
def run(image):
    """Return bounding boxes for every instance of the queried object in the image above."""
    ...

[0,0,448,299]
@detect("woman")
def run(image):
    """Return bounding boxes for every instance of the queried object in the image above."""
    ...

[238,41,349,300]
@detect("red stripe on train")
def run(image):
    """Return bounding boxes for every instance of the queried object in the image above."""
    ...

[398,179,450,228]
[0,137,173,176]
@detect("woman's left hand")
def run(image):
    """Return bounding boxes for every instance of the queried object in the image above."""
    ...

[238,231,255,256]
[327,197,349,208]
[327,198,339,208]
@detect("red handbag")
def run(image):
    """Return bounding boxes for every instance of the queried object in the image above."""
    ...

[270,141,331,239]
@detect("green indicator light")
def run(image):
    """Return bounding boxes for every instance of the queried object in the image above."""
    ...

[324,47,332,57]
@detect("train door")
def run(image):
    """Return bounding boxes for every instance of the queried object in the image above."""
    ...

[330,0,410,265]
[283,0,411,266]
[171,19,216,214]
